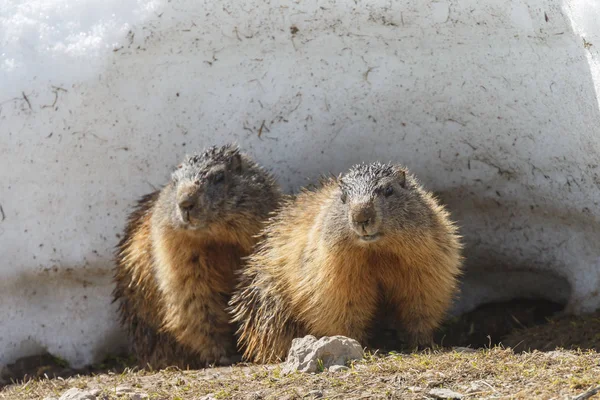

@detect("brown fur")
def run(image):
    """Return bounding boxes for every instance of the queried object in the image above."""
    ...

[230,164,463,363]
[113,145,281,368]
[113,192,195,368]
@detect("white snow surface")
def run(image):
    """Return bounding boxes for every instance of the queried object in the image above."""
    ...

[1,0,161,98]
[1,0,600,369]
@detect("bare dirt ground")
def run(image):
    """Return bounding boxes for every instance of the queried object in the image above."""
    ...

[1,348,599,399]
[1,301,599,400]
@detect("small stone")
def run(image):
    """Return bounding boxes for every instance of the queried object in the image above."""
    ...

[545,350,576,359]
[328,365,349,373]
[429,388,464,399]
[200,395,216,400]
[452,346,476,353]
[115,385,134,395]
[281,335,363,374]
[307,390,323,398]
[58,388,97,400]
[466,382,483,394]
[407,386,423,393]
[249,391,264,400]
[130,394,149,400]
[42,397,58,400]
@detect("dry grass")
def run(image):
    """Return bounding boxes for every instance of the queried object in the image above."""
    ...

[2,347,599,400]
[3,305,598,399]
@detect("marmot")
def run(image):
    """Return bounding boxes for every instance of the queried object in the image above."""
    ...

[113,144,281,368]
[229,162,463,363]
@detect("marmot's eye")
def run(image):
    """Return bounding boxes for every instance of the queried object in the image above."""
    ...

[384,186,394,197]
[212,171,225,183]
[340,191,347,204]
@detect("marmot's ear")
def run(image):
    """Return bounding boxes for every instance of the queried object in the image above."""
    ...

[392,166,406,188]
[229,153,245,173]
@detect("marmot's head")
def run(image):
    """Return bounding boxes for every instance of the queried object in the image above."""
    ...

[167,143,279,231]
[322,162,435,247]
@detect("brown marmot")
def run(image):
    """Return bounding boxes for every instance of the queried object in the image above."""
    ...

[113,144,281,368]
[229,162,463,363]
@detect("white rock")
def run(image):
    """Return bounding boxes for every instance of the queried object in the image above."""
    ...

[545,350,577,360]
[115,385,134,395]
[466,382,484,394]
[429,388,464,399]
[452,347,476,353]
[328,365,349,373]
[281,335,363,374]
[58,388,97,400]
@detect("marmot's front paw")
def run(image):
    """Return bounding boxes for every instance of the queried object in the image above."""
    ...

[408,332,434,351]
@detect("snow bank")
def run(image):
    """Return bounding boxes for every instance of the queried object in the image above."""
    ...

[1,0,600,368]
[1,0,162,98]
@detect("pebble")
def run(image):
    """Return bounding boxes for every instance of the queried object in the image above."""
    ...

[429,387,464,399]
[452,346,476,353]
[115,385,134,395]
[328,365,349,373]
[57,388,97,400]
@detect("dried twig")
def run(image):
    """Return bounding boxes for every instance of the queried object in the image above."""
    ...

[363,66,377,84]
[573,386,600,400]
[257,120,270,138]
[242,122,253,134]
[22,92,32,110]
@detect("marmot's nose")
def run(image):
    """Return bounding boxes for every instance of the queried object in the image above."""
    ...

[178,199,195,212]
[353,208,374,225]
[351,205,377,234]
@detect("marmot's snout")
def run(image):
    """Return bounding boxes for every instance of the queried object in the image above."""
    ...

[176,183,202,225]
[178,197,195,214]
[349,201,381,241]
